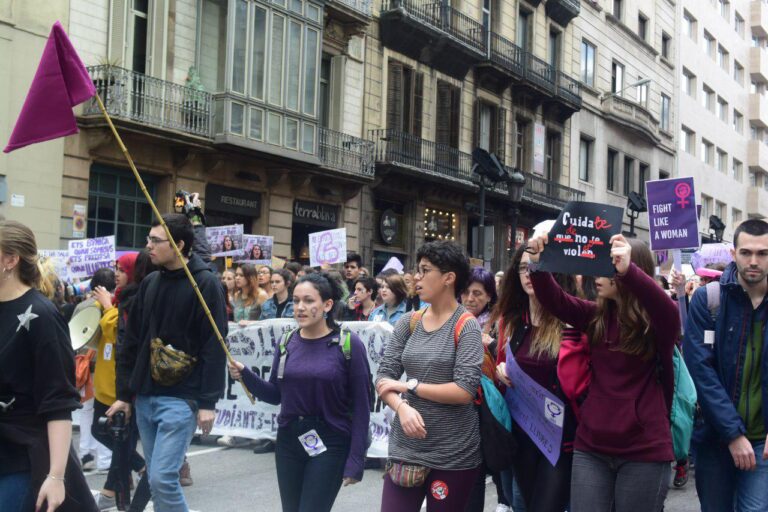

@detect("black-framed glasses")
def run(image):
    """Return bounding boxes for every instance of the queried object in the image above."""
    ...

[146,236,169,245]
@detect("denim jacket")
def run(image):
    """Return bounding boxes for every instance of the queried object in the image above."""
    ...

[259,295,294,320]
[369,301,408,326]
[683,262,768,444]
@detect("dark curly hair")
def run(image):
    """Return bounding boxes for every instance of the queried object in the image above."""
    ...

[415,241,471,296]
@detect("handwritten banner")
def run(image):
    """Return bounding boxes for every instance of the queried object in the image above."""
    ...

[213,319,394,458]
[646,177,700,251]
[309,228,347,267]
[504,350,564,466]
[67,236,116,279]
[234,235,274,265]
[38,249,70,281]
[206,225,244,257]
[539,201,623,277]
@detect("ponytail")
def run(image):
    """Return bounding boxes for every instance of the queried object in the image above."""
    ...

[0,220,42,289]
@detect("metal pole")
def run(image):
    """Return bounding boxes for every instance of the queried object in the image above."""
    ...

[93,93,255,404]
[478,177,486,262]
[508,204,520,258]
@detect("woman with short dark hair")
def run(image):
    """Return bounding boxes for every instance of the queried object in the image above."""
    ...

[344,277,379,321]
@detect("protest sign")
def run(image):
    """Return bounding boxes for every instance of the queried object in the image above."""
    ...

[213,319,394,458]
[206,224,244,257]
[235,235,273,265]
[68,236,115,279]
[504,349,564,466]
[309,228,347,267]
[38,249,69,281]
[538,201,623,277]
[646,177,700,251]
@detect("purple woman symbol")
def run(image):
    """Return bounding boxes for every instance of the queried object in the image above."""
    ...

[675,182,691,208]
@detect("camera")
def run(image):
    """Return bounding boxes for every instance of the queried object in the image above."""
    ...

[97,411,129,441]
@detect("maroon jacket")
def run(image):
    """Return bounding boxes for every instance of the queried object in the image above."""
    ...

[530,263,678,462]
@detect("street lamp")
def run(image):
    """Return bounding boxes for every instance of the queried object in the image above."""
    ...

[709,215,725,243]
[472,148,509,264]
[506,168,526,254]
[600,78,651,102]
[624,191,647,238]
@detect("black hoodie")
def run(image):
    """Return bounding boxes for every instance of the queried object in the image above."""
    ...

[116,254,227,410]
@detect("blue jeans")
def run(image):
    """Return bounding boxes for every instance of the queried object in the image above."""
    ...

[0,471,33,512]
[499,467,527,512]
[694,440,768,512]
[275,417,350,512]
[135,395,198,512]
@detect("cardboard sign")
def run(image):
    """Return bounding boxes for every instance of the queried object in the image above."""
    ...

[68,236,116,279]
[38,249,70,281]
[308,228,347,267]
[538,202,623,277]
[206,225,244,257]
[235,235,274,265]
[646,177,700,251]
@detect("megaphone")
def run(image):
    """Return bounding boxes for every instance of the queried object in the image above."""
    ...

[68,305,102,350]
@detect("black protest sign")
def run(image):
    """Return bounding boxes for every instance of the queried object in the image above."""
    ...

[538,201,624,277]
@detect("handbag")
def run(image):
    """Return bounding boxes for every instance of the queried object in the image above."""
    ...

[385,460,431,487]
[149,338,197,386]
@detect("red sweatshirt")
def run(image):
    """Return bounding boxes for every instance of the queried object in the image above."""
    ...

[530,263,678,462]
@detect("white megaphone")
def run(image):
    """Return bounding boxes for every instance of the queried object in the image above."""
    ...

[68,305,102,351]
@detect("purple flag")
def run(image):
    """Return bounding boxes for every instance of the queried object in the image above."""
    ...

[646,177,700,251]
[4,21,95,153]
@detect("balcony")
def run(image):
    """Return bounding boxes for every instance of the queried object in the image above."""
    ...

[601,95,660,144]
[750,93,768,129]
[81,65,213,139]
[748,139,768,173]
[545,0,580,27]
[379,0,487,79]
[554,71,582,113]
[752,0,768,38]
[325,0,372,36]
[750,47,768,83]
[522,170,585,210]
[319,127,375,179]
[747,186,768,219]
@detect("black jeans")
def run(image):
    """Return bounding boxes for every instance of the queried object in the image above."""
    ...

[513,430,572,512]
[275,417,351,512]
[92,399,146,492]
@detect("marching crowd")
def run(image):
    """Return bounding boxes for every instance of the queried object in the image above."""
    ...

[1,200,768,512]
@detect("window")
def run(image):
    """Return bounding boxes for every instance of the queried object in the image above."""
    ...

[623,156,634,196]
[735,13,745,37]
[702,85,714,112]
[750,170,758,187]
[683,11,697,41]
[638,13,648,41]
[435,81,461,150]
[701,139,714,165]
[581,41,596,86]
[516,119,531,170]
[636,79,648,107]
[704,31,715,59]
[638,163,649,196]
[199,0,228,92]
[734,61,744,84]
[682,69,696,97]
[607,149,618,192]
[732,159,743,181]
[717,149,727,172]
[611,61,625,96]
[579,137,592,182]
[387,61,423,136]
[732,208,742,228]
[474,101,507,162]
[701,195,712,221]
[661,94,671,131]
[662,32,671,59]
[716,202,727,224]
[681,126,695,154]
[717,97,728,122]
[517,9,531,51]
[545,131,561,181]
[613,0,622,21]
[717,45,729,71]
[87,165,157,249]
[719,0,729,19]
[734,110,744,134]
[549,30,561,69]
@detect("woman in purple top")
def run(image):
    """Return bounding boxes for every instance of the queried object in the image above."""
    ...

[228,272,371,512]
[526,234,679,512]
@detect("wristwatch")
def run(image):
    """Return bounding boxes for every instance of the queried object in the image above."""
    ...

[406,378,420,396]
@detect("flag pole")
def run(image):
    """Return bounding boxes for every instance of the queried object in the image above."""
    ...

[93,93,255,405]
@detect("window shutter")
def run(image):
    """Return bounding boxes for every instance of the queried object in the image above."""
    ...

[450,86,461,149]
[495,106,507,165]
[387,61,403,131]
[147,0,169,79]
[329,56,347,131]
[412,72,424,138]
[473,99,480,148]
[435,81,452,146]
[108,0,128,65]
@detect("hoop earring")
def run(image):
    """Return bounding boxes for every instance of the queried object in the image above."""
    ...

[323,311,328,319]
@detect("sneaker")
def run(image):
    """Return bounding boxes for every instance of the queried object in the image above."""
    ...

[252,439,275,454]
[217,435,251,448]
[494,505,512,512]
[179,460,193,487]
[673,460,689,488]
[81,453,95,470]
[95,492,116,511]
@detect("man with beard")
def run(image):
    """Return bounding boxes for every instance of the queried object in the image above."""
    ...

[684,219,768,512]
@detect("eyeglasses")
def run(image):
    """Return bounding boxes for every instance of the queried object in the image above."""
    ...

[146,236,170,245]
[518,265,530,275]
[415,266,436,277]
[258,269,271,275]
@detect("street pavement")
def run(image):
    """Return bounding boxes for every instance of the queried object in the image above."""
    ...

[78,433,701,511]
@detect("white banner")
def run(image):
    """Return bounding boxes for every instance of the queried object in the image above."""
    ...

[212,319,394,458]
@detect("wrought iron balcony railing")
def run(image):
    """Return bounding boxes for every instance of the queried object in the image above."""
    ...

[487,32,525,79]
[556,71,583,108]
[385,0,487,54]
[522,171,585,209]
[319,127,375,178]
[329,0,373,16]
[83,65,213,138]
[523,52,556,93]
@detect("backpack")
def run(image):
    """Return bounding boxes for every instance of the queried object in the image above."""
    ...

[669,345,697,461]
[409,308,517,471]
[276,327,376,413]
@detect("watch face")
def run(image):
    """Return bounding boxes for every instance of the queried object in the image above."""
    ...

[407,378,417,390]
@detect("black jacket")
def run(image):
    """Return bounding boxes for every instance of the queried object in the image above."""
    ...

[116,254,228,410]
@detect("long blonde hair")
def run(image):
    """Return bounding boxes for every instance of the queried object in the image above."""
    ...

[0,220,42,289]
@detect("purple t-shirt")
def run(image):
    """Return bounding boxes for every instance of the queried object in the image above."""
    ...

[241,329,371,480]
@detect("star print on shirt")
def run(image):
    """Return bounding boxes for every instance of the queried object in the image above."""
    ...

[17,305,39,332]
